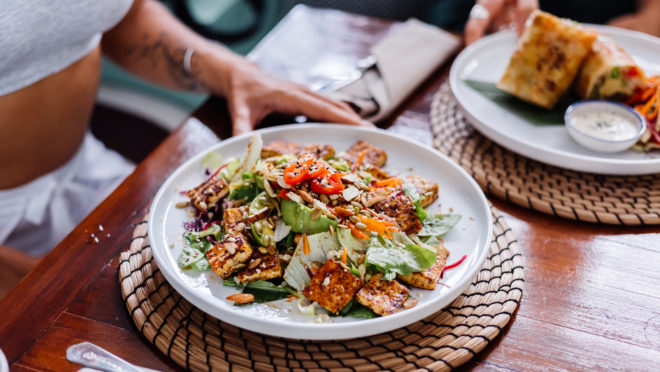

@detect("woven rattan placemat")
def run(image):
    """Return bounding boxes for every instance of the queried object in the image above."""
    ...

[119,206,522,371]
[431,83,660,225]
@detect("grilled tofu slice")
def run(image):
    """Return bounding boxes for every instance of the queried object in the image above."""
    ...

[206,233,252,279]
[374,193,422,234]
[497,10,597,109]
[223,207,248,233]
[398,251,448,290]
[237,251,282,282]
[187,176,229,211]
[302,144,335,160]
[303,260,364,314]
[261,140,302,158]
[356,273,410,316]
[363,164,391,181]
[344,140,387,168]
[404,174,439,208]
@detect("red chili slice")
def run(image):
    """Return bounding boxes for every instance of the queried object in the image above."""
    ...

[310,172,344,194]
[283,153,316,185]
[305,161,327,179]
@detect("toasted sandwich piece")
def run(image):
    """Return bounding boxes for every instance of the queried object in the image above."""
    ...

[303,144,335,160]
[303,260,364,314]
[261,140,302,158]
[343,140,388,168]
[497,10,597,109]
[237,251,282,282]
[397,251,448,290]
[187,176,229,211]
[223,207,248,233]
[356,273,410,316]
[374,193,422,234]
[206,233,252,279]
[404,174,439,208]
[574,35,647,100]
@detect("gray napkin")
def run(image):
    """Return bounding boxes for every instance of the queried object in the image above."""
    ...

[328,19,461,122]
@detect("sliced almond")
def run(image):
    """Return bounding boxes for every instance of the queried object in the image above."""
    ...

[402,297,418,309]
[297,189,314,204]
[248,258,262,269]
[226,293,255,304]
[365,195,387,207]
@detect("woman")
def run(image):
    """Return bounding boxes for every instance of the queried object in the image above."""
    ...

[0,0,368,297]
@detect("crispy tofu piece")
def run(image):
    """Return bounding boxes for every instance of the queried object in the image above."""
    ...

[223,207,248,233]
[356,273,410,316]
[374,193,422,234]
[303,260,364,314]
[206,233,252,279]
[397,251,448,290]
[302,144,335,160]
[261,140,302,158]
[187,176,229,211]
[237,251,282,282]
[404,174,439,208]
[363,164,391,181]
[344,140,387,168]
[497,10,597,109]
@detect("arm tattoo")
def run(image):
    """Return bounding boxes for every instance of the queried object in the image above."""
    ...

[126,32,206,91]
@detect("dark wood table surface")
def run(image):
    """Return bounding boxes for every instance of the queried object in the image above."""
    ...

[2,6,659,371]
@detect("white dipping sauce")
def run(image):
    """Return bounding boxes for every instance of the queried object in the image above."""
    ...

[572,111,639,140]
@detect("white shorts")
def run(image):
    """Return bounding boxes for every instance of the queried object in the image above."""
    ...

[0,133,134,256]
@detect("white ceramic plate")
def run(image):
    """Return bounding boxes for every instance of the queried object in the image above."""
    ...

[449,26,660,175]
[148,124,492,340]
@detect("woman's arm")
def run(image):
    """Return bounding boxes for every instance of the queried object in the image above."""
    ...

[608,0,660,37]
[102,0,368,135]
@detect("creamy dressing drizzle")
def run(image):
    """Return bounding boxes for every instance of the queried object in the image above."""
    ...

[572,111,639,140]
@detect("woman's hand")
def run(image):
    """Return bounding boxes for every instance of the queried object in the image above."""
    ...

[465,0,539,45]
[219,60,371,136]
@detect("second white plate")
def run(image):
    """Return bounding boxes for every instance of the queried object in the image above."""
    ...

[449,26,660,175]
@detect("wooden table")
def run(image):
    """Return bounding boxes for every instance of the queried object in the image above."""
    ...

[2,6,659,371]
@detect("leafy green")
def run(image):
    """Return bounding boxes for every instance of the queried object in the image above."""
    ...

[201,151,223,172]
[178,224,222,271]
[610,66,621,79]
[219,157,240,181]
[241,280,296,303]
[229,173,259,202]
[402,182,428,221]
[418,214,461,237]
[463,79,574,125]
[222,276,245,288]
[365,236,437,280]
[345,303,377,319]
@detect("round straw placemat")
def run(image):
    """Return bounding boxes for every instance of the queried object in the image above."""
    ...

[119,206,523,371]
[431,83,660,226]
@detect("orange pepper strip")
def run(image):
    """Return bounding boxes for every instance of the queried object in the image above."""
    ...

[342,247,347,265]
[639,91,657,116]
[648,90,660,121]
[303,234,310,255]
[373,177,402,188]
[352,150,367,171]
[347,223,369,240]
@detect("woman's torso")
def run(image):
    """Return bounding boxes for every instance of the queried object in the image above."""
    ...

[0,0,132,189]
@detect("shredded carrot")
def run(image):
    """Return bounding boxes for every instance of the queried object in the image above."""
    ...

[648,89,660,121]
[639,91,657,116]
[352,150,367,171]
[342,247,347,265]
[358,215,396,239]
[303,234,310,255]
[373,177,402,188]
[286,294,297,302]
[347,223,369,239]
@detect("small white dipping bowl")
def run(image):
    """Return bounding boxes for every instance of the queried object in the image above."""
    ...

[565,100,645,153]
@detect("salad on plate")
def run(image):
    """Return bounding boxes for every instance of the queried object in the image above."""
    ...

[175,133,463,319]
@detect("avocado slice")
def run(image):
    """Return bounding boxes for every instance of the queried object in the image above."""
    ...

[249,192,275,247]
[281,199,337,234]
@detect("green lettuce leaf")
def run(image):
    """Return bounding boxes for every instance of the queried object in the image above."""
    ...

[241,280,296,303]
[365,236,436,280]
[418,214,461,237]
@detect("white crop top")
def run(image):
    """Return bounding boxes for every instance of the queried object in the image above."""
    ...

[0,0,133,96]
